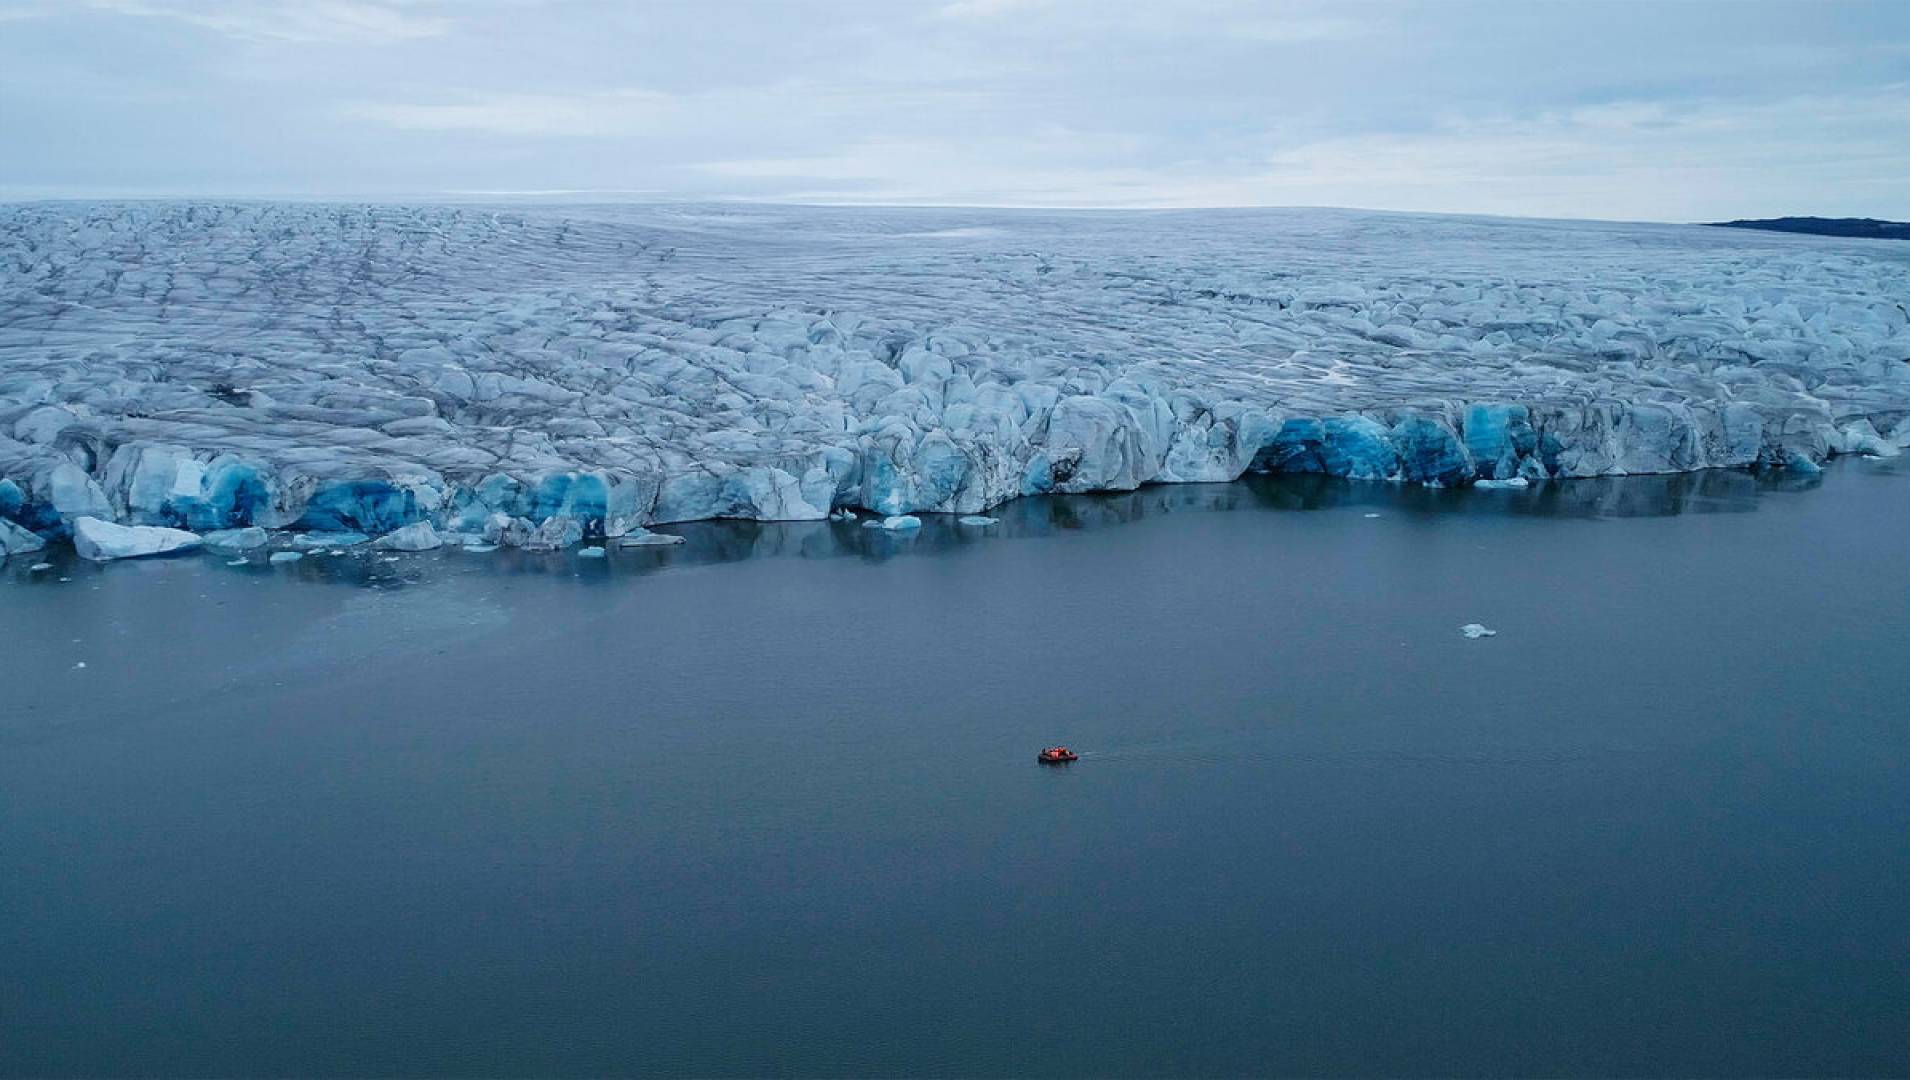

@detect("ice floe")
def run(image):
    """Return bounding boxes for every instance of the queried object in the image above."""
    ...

[617,529,685,547]
[371,521,442,551]
[1,516,46,556]
[204,526,268,550]
[70,517,200,561]
[864,515,923,530]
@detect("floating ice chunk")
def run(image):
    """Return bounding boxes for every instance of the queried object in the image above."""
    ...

[1473,477,1530,490]
[618,529,685,546]
[462,543,498,553]
[1363,513,1381,518]
[1,518,46,556]
[958,515,1000,526]
[864,515,923,530]
[578,546,606,558]
[293,532,369,549]
[71,517,202,562]
[268,551,304,564]
[1460,623,1498,639]
[203,527,268,550]
[828,509,858,522]
[30,562,53,572]
[371,521,442,551]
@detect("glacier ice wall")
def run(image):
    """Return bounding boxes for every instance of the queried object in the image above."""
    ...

[2,202,1907,545]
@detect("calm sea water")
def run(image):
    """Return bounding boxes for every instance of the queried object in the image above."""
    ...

[3,463,1907,1076]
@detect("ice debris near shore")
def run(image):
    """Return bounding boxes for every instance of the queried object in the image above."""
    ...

[3,202,1909,554]
[617,528,684,547]
[204,526,267,550]
[1460,623,1498,639]
[371,521,442,551]
[1,516,45,556]
[71,516,200,561]
[864,514,923,531]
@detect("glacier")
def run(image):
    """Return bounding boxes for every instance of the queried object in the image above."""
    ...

[2,201,1908,555]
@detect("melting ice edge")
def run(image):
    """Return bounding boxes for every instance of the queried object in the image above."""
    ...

[3,202,1907,559]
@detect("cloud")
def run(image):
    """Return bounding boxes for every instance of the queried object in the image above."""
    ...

[347,90,676,137]
[5,0,1905,217]
[681,89,1910,220]
[928,0,1373,42]
[1224,91,1910,219]
[1228,14,1373,43]
[67,0,450,43]
[934,0,1043,19]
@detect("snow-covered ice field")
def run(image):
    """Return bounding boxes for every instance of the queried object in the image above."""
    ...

[2,202,1907,556]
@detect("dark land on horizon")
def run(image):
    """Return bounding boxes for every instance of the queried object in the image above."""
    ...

[1704,216,1910,240]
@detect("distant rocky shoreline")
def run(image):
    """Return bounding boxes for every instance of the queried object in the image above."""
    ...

[1704,217,1910,241]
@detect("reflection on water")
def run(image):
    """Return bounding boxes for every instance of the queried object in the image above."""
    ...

[3,455,1907,1078]
[0,461,1849,590]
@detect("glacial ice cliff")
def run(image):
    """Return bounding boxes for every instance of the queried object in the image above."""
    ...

[2,202,1907,552]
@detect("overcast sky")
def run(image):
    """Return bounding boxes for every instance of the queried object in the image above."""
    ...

[2,0,1906,220]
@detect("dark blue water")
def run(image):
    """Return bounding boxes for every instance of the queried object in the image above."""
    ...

[3,464,1908,1076]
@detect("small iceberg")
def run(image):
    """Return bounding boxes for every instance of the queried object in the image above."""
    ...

[1460,623,1498,639]
[72,517,201,562]
[618,529,685,547]
[371,521,442,551]
[462,543,499,553]
[863,515,922,531]
[958,515,999,526]
[293,531,369,549]
[1,518,47,556]
[268,551,304,564]
[203,526,268,551]
[578,546,606,558]
[1473,477,1530,490]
